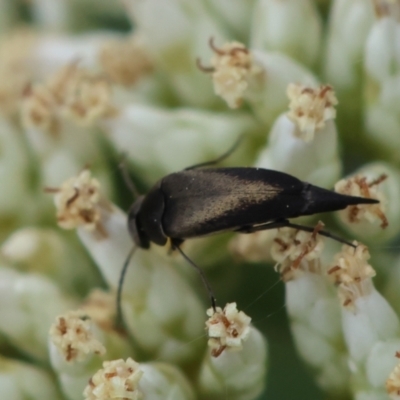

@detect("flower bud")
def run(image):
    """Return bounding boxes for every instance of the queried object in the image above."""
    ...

[0,356,62,400]
[198,307,267,399]
[251,0,322,68]
[256,83,341,187]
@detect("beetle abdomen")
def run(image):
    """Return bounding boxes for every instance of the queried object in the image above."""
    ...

[301,183,378,215]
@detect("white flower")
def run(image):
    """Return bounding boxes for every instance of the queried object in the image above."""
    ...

[270,225,325,281]
[84,358,143,400]
[286,83,338,142]
[50,169,110,233]
[49,309,106,363]
[200,40,262,109]
[335,173,388,228]
[206,302,251,357]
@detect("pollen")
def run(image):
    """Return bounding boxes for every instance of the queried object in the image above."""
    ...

[99,36,153,87]
[335,174,388,228]
[49,170,108,233]
[327,243,376,309]
[21,63,117,134]
[205,302,251,357]
[83,358,143,400]
[198,39,262,109]
[49,309,106,363]
[270,224,325,280]
[286,83,338,142]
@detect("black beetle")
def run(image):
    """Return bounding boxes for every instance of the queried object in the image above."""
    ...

[127,167,378,250]
[116,147,378,321]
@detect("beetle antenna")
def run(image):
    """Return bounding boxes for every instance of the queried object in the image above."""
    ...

[174,244,217,312]
[184,134,244,170]
[119,154,141,200]
[116,246,137,329]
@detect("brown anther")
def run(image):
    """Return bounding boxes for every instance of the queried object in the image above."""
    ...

[318,85,333,98]
[66,344,74,362]
[377,209,389,228]
[327,265,341,275]
[396,351,400,358]
[369,174,388,187]
[208,37,225,55]
[66,188,79,207]
[79,209,96,224]
[349,206,360,223]
[211,345,226,358]
[58,317,67,335]
[301,87,314,95]
[358,177,370,198]
[312,221,325,240]
[343,298,352,307]
[292,249,308,269]
[195,58,215,73]
[220,314,231,329]
[274,237,289,251]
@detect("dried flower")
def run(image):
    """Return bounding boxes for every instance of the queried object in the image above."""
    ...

[84,358,143,400]
[206,302,251,357]
[49,169,111,233]
[49,309,106,363]
[335,174,388,228]
[270,224,325,280]
[99,36,153,87]
[199,39,262,108]
[328,243,376,309]
[286,83,338,142]
[22,63,117,134]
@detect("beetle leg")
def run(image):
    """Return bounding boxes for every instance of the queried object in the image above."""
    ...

[168,238,184,254]
[116,245,138,331]
[171,239,217,311]
[237,220,356,247]
[235,219,288,233]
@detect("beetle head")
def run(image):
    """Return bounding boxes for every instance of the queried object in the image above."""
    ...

[127,195,150,249]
